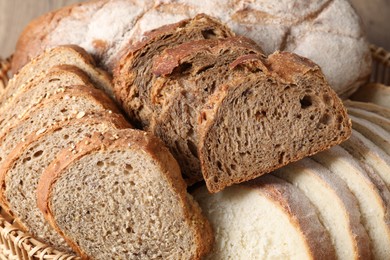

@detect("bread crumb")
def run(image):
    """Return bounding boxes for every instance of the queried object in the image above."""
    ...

[76,111,86,119]
[36,128,47,135]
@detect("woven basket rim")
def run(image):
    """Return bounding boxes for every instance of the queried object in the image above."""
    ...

[0,44,389,259]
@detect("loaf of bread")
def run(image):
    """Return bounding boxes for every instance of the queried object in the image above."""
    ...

[11,0,371,97]
[345,100,390,119]
[37,129,213,259]
[116,16,352,192]
[351,83,390,108]
[347,106,390,132]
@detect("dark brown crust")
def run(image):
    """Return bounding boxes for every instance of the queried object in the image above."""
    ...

[37,129,213,259]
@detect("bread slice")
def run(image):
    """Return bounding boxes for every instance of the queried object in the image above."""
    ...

[0,113,130,252]
[2,45,113,105]
[193,175,336,259]
[37,129,213,259]
[351,83,390,108]
[341,130,390,190]
[273,158,370,260]
[344,100,390,119]
[347,106,390,132]
[312,146,390,259]
[0,85,119,166]
[349,114,390,155]
[0,65,94,131]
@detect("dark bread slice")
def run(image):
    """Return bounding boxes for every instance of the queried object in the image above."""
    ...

[0,113,130,252]
[37,129,213,259]
[114,13,235,129]
[0,85,120,166]
[2,45,114,105]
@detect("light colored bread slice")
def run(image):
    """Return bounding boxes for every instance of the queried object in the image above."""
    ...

[341,130,390,190]
[0,113,130,252]
[0,85,119,167]
[344,100,390,119]
[0,65,94,132]
[273,158,370,260]
[347,106,390,132]
[193,175,336,260]
[37,129,213,259]
[349,114,390,156]
[2,45,113,105]
[350,83,390,108]
[312,146,390,259]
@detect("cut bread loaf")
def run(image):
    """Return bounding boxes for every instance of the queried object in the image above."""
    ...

[312,146,390,259]
[351,83,390,108]
[344,100,390,119]
[193,175,336,260]
[116,17,352,191]
[11,0,371,97]
[37,129,213,259]
[0,85,119,166]
[2,45,114,105]
[347,106,390,132]
[341,130,390,191]
[273,158,370,260]
[0,113,130,252]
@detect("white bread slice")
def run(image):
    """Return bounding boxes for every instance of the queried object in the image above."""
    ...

[193,175,335,260]
[1,45,113,105]
[273,158,370,260]
[344,100,390,119]
[347,106,390,132]
[0,113,130,252]
[37,129,213,259]
[312,146,390,259]
[350,83,390,109]
[349,114,390,155]
[0,85,119,166]
[341,130,390,190]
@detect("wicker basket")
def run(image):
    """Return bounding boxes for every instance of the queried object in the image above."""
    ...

[0,45,389,259]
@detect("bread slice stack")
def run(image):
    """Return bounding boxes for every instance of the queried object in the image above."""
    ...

[115,14,352,192]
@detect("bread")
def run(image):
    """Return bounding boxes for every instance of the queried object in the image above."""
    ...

[11,0,371,97]
[349,114,390,155]
[347,106,390,132]
[344,100,390,119]
[351,83,390,108]
[312,146,390,259]
[341,130,390,190]
[3,45,114,105]
[37,129,213,259]
[273,158,370,260]
[0,113,130,252]
[0,85,119,166]
[193,175,336,260]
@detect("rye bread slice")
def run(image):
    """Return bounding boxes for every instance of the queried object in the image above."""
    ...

[193,175,336,259]
[312,146,390,259]
[0,113,130,252]
[273,158,371,260]
[0,85,119,166]
[2,45,113,105]
[37,129,213,259]
[114,13,234,129]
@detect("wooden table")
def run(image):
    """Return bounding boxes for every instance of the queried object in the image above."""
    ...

[0,0,389,58]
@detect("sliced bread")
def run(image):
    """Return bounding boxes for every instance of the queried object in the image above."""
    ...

[0,85,119,166]
[350,83,390,108]
[0,113,130,252]
[2,45,113,105]
[273,158,370,260]
[341,130,390,190]
[193,175,336,260]
[344,100,390,119]
[312,146,390,259]
[349,114,390,155]
[37,129,213,259]
[347,106,390,132]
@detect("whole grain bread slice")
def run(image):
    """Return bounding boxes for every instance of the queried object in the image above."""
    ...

[193,175,336,260]
[1,45,113,105]
[312,146,390,259]
[273,158,371,260]
[37,129,213,259]
[0,113,130,252]
[0,85,119,167]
